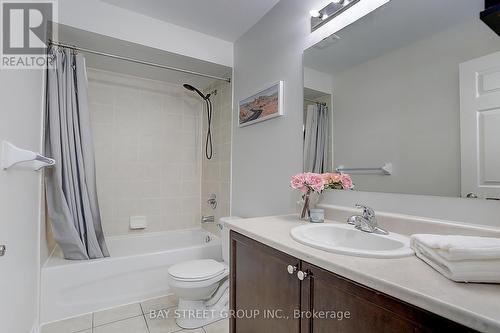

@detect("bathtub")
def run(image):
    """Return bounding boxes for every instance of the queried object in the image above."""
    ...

[41,228,221,324]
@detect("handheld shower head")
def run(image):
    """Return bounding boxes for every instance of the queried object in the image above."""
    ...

[183,84,209,100]
[182,83,214,160]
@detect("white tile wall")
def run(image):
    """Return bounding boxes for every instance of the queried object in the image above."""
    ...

[201,81,232,234]
[87,69,203,236]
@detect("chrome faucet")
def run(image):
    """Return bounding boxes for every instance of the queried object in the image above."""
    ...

[201,215,215,223]
[207,193,217,209]
[347,204,388,235]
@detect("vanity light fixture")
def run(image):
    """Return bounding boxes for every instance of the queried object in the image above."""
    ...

[309,9,321,18]
[310,0,361,32]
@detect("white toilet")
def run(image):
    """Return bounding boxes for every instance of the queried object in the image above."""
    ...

[167,217,240,329]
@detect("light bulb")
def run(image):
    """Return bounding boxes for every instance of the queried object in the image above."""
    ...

[309,9,321,18]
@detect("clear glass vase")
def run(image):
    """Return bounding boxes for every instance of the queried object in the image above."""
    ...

[300,189,312,220]
[300,190,322,221]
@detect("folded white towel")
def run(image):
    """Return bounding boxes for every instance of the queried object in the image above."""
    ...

[411,234,500,283]
[411,234,500,261]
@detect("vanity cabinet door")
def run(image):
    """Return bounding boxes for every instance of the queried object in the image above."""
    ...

[230,231,301,333]
[300,262,475,333]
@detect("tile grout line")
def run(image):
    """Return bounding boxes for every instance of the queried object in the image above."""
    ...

[92,313,144,329]
[140,303,151,333]
[143,314,151,333]
[49,296,186,333]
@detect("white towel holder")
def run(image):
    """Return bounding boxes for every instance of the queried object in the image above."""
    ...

[1,140,55,171]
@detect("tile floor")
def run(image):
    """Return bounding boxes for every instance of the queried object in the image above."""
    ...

[41,295,229,333]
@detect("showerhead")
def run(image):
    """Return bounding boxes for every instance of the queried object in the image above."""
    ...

[183,84,209,100]
[182,83,214,160]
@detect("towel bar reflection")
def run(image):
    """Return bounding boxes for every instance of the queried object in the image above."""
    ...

[336,163,393,175]
[1,140,55,171]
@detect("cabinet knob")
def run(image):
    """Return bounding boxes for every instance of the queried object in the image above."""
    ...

[287,264,297,274]
[297,270,308,280]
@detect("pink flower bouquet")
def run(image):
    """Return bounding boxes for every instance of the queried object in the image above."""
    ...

[291,172,354,193]
[290,172,325,194]
[322,172,354,190]
[291,172,353,219]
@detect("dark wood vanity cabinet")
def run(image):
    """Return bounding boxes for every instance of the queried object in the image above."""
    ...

[230,231,475,333]
[230,230,301,333]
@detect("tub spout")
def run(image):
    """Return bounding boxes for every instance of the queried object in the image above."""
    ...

[201,216,215,223]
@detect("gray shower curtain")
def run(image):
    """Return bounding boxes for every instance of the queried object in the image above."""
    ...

[303,103,329,173]
[44,46,109,260]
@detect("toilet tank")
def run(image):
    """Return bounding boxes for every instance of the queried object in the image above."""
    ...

[220,216,242,264]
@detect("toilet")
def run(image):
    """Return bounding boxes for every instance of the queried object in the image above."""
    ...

[167,216,241,329]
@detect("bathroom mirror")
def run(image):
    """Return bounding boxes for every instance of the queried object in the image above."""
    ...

[303,0,500,199]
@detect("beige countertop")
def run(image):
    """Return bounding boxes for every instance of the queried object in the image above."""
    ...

[226,215,500,333]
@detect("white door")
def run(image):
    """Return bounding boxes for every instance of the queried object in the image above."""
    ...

[0,70,43,333]
[460,51,500,199]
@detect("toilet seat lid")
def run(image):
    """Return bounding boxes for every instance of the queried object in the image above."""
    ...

[168,259,226,281]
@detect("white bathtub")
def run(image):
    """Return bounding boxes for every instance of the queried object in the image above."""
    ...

[41,228,221,324]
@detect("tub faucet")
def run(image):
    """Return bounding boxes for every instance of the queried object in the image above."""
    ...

[347,204,388,235]
[207,193,217,209]
[201,215,215,223]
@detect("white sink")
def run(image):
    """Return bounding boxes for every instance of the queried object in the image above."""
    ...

[290,223,414,258]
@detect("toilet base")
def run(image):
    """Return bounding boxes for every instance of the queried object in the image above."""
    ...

[176,298,228,329]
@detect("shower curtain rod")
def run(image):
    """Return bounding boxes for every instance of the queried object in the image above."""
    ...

[304,98,327,106]
[48,40,231,83]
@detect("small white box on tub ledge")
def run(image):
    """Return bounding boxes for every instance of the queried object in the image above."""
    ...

[130,216,147,230]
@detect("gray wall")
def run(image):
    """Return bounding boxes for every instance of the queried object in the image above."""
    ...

[232,0,395,217]
[332,19,500,197]
[232,0,308,217]
[231,0,500,226]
